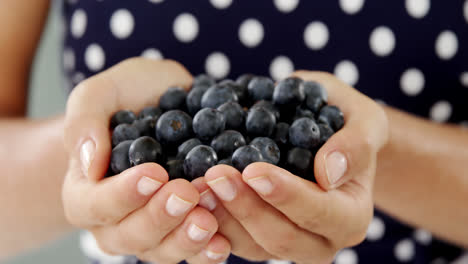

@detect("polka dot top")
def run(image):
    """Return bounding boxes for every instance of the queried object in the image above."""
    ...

[63,1,468,263]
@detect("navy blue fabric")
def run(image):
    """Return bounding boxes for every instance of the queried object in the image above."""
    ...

[63,1,468,263]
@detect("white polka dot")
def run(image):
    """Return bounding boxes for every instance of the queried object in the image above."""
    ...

[274,0,300,13]
[267,260,292,264]
[339,0,365,15]
[430,100,452,123]
[210,0,232,9]
[72,72,86,85]
[110,9,135,39]
[239,19,264,48]
[63,48,75,71]
[400,68,425,96]
[149,0,164,3]
[394,239,415,262]
[334,60,359,86]
[173,13,199,43]
[435,30,458,60]
[414,229,432,245]
[461,72,468,87]
[205,52,230,79]
[366,216,385,241]
[405,0,430,19]
[270,56,294,81]
[84,43,106,72]
[141,48,163,60]
[335,249,358,264]
[71,9,87,38]
[464,0,468,24]
[369,26,396,57]
[304,21,329,50]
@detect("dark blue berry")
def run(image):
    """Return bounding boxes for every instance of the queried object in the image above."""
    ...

[272,122,290,147]
[183,145,218,179]
[304,81,328,114]
[201,84,238,109]
[138,106,162,120]
[250,100,280,120]
[193,108,226,141]
[286,147,314,180]
[236,74,255,89]
[112,123,140,147]
[110,110,136,129]
[156,110,192,145]
[218,158,233,166]
[289,117,320,149]
[166,159,186,180]
[177,138,202,159]
[133,116,157,137]
[318,123,334,146]
[272,77,305,109]
[219,80,247,106]
[110,140,133,174]
[186,85,211,115]
[211,130,246,159]
[231,145,264,172]
[318,105,344,131]
[193,74,216,87]
[159,86,187,111]
[294,107,315,121]
[250,137,280,165]
[246,107,276,137]
[217,102,246,130]
[247,76,275,102]
[128,136,163,166]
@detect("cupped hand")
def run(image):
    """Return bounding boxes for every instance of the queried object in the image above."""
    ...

[62,58,231,264]
[195,71,389,263]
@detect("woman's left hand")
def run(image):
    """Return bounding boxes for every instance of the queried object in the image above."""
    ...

[190,71,389,264]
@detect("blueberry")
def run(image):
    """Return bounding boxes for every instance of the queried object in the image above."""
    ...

[177,138,202,159]
[156,110,193,146]
[166,159,187,180]
[110,140,133,174]
[231,145,264,172]
[236,74,255,89]
[110,110,136,129]
[246,107,276,137]
[304,81,328,113]
[250,100,280,120]
[289,117,320,149]
[193,108,226,141]
[133,116,157,137]
[272,122,290,147]
[138,106,162,120]
[219,80,247,105]
[285,147,314,180]
[193,74,216,87]
[318,105,344,131]
[201,84,238,109]
[186,85,211,115]
[294,107,315,121]
[211,130,246,159]
[112,123,140,147]
[217,102,246,130]
[159,86,187,111]
[128,136,163,166]
[183,145,218,179]
[250,137,280,165]
[318,123,334,146]
[272,77,305,109]
[218,158,233,166]
[247,76,275,102]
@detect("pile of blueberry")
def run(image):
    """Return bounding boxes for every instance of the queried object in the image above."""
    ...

[108,74,344,182]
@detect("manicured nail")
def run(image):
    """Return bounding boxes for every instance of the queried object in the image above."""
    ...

[205,249,225,260]
[165,194,193,216]
[207,176,237,202]
[187,223,210,241]
[137,176,163,196]
[199,189,217,211]
[80,140,95,178]
[325,151,347,187]
[247,176,274,195]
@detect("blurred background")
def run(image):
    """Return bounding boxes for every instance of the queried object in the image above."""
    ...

[6,2,85,264]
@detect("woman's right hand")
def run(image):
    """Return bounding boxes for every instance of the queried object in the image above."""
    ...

[62,58,231,264]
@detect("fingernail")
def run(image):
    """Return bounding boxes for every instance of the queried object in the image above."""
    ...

[206,176,237,202]
[325,151,347,187]
[205,249,225,260]
[137,176,163,196]
[247,176,273,195]
[187,223,210,241]
[199,189,217,211]
[165,194,193,216]
[80,140,95,178]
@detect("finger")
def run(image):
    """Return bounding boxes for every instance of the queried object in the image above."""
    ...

[186,234,231,264]
[62,162,168,227]
[205,165,334,263]
[105,179,199,254]
[142,207,218,264]
[242,162,373,247]
[192,177,274,261]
